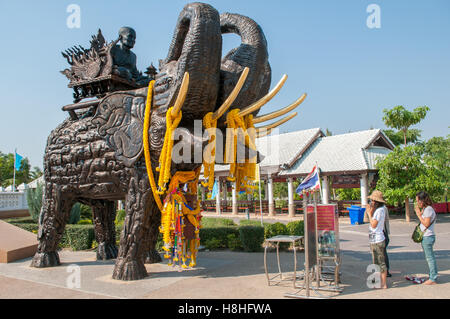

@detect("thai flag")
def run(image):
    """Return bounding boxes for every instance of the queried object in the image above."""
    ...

[296,165,321,194]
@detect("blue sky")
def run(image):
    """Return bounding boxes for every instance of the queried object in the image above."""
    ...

[0,0,449,169]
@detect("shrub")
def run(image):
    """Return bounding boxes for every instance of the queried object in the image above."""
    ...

[264,222,289,239]
[10,223,38,233]
[4,217,35,224]
[286,220,304,237]
[204,238,223,250]
[227,233,243,251]
[239,226,264,252]
[115,209,126,225]
[264,222,290,250]
[26,183,43,223]
[77,219,93,225]
[10,222,94,251]
[59,225,95,251]
[79,204,93,221]
[200,227,239,249]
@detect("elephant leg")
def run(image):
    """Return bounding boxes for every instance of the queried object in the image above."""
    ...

[112,171,153,280]
[31,183,74,268]
[91,200,118,260]
[144,204,162,264]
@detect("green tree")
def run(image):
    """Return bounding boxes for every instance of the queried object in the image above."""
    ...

[335,188,360,201]
[0,152,31,187]
[376,140,448,210]
[420,136,450,202]
[382,105,429,147]
[383,129,421,147]
[381,105,430,221]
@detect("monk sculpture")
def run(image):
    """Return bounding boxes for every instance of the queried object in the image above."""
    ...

[111,26,151,86]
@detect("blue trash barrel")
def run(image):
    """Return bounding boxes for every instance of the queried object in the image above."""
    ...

[348,206,365,225]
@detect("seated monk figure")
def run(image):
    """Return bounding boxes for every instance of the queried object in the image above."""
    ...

[111,26,150,86]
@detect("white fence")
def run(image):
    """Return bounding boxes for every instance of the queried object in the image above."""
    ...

[0,183,31,213]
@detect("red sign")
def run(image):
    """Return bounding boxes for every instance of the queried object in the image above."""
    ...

[307,205,336,231]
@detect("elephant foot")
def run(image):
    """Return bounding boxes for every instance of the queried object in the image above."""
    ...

[144,249,162,264]
[112,258,148,281]
[96,242,118,260]
[30,251,60,268]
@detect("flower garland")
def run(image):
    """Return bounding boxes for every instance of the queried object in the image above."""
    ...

[223,109,258,194]
[143,80,163,211]
[159,169,202,268]
[143,80,202,269]
[156,106,183,194]
[201,112,218,191]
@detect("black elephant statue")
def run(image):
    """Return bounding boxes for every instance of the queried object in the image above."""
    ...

[31,2,305,281]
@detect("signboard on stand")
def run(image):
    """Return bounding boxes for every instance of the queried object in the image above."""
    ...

[307,204,340,258]
[285,198,343,299]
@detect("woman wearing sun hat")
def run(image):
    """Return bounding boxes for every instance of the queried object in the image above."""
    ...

[366,190,389,289]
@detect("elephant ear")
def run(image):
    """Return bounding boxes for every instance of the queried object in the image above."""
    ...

[92,90,146,167]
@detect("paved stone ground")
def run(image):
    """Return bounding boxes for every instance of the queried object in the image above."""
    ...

[0,213,449,299]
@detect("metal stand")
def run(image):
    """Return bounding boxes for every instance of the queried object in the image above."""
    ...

[264,235,304,288]
[284,191,343,299]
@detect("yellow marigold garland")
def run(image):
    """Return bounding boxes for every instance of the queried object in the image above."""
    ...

[143,81,201,269]
[223,109,258,194]
[143,80,163,211]
[157,106,182,194]
[201,112,218,191]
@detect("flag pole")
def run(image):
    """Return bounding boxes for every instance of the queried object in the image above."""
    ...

[316,161,322,203]
[258,165,264,227]
[13,148,16,191]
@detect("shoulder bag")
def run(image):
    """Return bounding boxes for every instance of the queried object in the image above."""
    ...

[412,212,436,243]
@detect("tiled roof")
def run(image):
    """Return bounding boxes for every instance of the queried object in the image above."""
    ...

[201,128,393,178]
[279,129,392,176]
[255,128,324,167]
[209,127,323,174]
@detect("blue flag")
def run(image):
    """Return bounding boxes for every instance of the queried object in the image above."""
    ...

[14,153,23,171]
[211,180,218,200]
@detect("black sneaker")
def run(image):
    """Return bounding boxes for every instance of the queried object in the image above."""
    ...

[387,272,392,277]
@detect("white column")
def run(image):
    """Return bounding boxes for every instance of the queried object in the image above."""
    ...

[322,175,330,204]
[287,177,295,217]
[268,176,275,216]
[360,173,369,222]
[215,178,221,215]
[222,180,227,211]
[232,181,238,215]
[360,173,368,206]
[264,181,268,200]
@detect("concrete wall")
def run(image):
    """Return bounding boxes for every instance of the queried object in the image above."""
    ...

[0,188,30,219]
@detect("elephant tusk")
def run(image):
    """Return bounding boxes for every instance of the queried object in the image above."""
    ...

[252,93,306,124]
[255,112,297,132]
[238,74,288,117]
[256,127,273,138]
[212,67,249,120]
[171,72,190,117]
